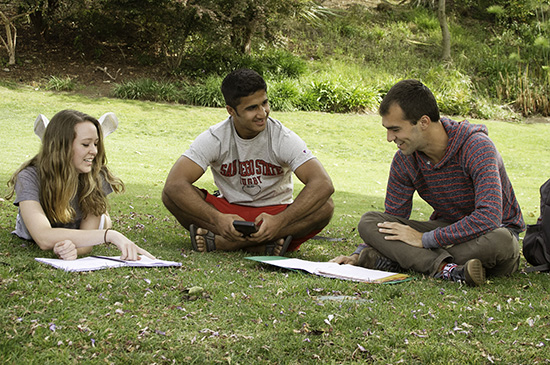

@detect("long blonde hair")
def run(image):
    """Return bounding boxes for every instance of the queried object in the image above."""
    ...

[7,110,124,224]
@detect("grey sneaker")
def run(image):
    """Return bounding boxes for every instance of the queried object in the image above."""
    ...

[437,259,486,286]
[357,246,402,272]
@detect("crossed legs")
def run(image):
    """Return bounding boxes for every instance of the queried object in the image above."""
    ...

[357,211,520,277]
[162,187,334,253]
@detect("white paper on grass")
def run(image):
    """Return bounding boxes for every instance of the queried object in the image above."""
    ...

[35,255,182,272]
[248,257,408,283]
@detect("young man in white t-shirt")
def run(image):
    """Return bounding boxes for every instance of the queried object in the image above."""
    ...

[162,69,334,255]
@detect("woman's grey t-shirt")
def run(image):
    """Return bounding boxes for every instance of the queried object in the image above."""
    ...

[13,166,112,240]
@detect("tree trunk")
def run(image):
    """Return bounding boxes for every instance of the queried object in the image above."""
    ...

[241,26,252,54]
[0,11,17,65]
[231,23,254,55]
[437,0,452,62]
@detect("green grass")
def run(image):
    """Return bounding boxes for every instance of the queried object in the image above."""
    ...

[1,86,550,363]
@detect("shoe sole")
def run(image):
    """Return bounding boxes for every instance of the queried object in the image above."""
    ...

[357,247,380,269]
[357,247,401,272]
[464,259,486,286]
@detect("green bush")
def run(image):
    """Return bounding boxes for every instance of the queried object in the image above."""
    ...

[180,75,225,108]
[177,46,238,78]
[176,47,307,79]
[295,92,321,112]
[260,49,308,79]
[304,80,380,113]
[267,79,301,111]
[45,76,76,91]
[421,67,475,117]
[112,79,183,103]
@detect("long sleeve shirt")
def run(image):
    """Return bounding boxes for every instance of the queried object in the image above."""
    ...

[385,118,525,249]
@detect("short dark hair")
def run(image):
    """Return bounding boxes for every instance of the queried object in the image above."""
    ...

[379,79,440,124]
[221,69,267,109]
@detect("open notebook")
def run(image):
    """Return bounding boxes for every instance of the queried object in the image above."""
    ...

[246,256,410,284]
[35,255,182,272]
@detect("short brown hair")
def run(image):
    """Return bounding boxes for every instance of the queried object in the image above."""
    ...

[379,79,440,124]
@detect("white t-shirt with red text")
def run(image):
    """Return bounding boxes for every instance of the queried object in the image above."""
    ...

[184,116,315,207]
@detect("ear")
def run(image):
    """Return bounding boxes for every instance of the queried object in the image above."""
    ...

[98,112,118,137]
[34,114,50,139]
[418,115,431,130]
[226,105,237,118]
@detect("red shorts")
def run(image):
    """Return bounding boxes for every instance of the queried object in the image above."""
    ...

[204,191,320,252]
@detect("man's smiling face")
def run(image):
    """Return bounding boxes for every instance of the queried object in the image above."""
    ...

[227,89,270,139]
[382,103,424,156]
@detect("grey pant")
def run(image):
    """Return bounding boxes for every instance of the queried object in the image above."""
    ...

[357,211,520,277]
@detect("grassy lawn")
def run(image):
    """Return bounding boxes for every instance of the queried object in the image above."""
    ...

[1,85,550,363]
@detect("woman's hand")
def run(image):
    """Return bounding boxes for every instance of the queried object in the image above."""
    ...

[53,240,78,260]
[106,230,156,261]
[329,254,359,265]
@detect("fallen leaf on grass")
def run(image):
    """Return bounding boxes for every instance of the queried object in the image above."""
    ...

[182,286,211,301]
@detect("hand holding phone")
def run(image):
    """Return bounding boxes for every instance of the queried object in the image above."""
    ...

[233,220,258,237]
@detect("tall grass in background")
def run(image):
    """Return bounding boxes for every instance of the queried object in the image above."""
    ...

[112,79,183,103]
[45,75,77,92]
[180,75,225,108]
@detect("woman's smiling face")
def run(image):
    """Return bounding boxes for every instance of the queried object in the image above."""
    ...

[71,121,99,174]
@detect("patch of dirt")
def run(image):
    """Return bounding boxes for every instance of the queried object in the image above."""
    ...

[1,29,166,98]
[524,116,550,124]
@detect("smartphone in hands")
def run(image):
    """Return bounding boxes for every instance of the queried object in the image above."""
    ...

[233,220,258,237]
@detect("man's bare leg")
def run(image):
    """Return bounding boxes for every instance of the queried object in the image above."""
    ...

[277,197,334,240]
[162,188,216,232]
[164,186,334,251]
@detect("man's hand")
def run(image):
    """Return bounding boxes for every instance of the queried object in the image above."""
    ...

[214,213,248,242]
[249,212,284,243]
[53,240,78,260]
[329,254,359,265]
[377,221,423,248]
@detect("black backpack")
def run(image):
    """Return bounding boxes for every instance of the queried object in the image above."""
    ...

[523,179,550,272]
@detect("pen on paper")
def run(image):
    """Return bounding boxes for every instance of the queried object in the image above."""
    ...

[91,255,127,263]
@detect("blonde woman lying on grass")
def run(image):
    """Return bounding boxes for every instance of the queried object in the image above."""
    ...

[7,109,154,261]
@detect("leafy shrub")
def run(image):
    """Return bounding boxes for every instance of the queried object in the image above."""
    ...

[304,80,380,113]
[180,75,225,108]
[112,79,183,103]
[267,79,301,111]
[45,76,76,91]
[177,46,238,78]
[421,67,475,117]
[176,47,307,79]
[261,50,308,79]
[295,92,321,112]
